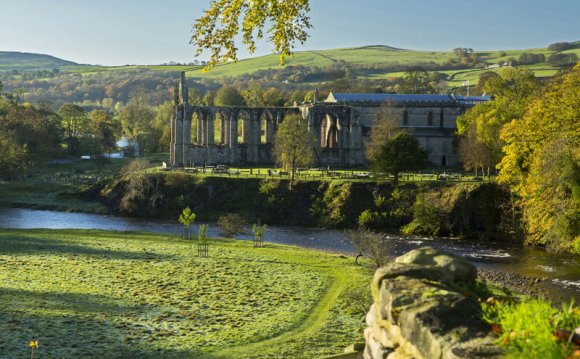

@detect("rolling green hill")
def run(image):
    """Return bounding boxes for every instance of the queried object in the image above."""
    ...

[0,51,78,72]
[1,43,578,91]
[180,44,579,86]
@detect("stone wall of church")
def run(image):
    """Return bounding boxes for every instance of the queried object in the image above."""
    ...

[345,104,462,167]
[170,73,472,168]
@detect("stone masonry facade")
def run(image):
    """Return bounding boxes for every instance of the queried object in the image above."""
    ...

[170,72,489,167]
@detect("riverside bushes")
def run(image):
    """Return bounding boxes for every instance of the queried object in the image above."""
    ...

[96,173,520,241]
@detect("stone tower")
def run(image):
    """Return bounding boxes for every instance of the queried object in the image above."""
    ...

[170,71,190,166]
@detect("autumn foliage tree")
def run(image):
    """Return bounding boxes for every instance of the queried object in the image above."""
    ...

[498,64,580,253]
[457,67,537,172]
[273,113,316,189]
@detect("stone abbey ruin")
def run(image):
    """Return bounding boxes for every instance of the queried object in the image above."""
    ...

[170,72,489,167]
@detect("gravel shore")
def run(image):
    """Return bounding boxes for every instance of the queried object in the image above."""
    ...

[478,268,549,298]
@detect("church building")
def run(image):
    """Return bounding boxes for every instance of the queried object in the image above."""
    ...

[170,72,489,167]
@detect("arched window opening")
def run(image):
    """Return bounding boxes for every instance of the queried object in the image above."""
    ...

[439,110,444,127]
[325,114,339,148]
[214,111,224,145]
[238,111,251,144]
[427,111,433,126]
[441,156,447,167]
[191,112,199,144]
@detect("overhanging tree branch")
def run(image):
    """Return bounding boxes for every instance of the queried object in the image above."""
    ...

[192,0,312,71]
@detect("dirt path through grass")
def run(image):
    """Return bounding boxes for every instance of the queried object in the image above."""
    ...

[204,271,348,358]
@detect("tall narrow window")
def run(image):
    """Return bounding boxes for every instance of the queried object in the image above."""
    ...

[427,111,433,126]
[403,111,409,126]
[439,110,444,127]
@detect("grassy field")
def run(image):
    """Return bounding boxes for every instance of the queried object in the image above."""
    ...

[0,228,372,358]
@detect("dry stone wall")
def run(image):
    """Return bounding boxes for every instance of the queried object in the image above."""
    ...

[364,247,502,359]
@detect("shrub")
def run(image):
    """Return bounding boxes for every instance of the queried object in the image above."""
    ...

[346,228,392,268]
[197,224,208,244]
[482,298,580,359]
[252,223,268,247]
[178,207,196,240]
[357,209,374,228]
[402,194,443,235]
[217,213,248,238]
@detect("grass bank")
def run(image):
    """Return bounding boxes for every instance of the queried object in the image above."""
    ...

[0,228,371,358]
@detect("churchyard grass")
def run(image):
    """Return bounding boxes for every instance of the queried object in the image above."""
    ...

[0,228,371,358]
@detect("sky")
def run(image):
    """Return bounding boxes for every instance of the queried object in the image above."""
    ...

[0,0,578,66]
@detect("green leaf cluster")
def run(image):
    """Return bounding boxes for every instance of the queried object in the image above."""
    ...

[192,0,312,70]
[370,132,427,185]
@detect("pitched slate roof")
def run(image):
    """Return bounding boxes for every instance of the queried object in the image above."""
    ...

[326,92,490,105]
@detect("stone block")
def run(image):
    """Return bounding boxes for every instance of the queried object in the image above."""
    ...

[395,247,477,284]
[363,247,501,359]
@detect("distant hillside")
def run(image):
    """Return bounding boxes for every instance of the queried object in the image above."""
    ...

[181,44,580,86]
[1,44,578,86]
[0,51,78,72]
[1,44,577,110]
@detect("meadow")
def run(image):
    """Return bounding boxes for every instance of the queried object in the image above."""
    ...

[0,228,371,358]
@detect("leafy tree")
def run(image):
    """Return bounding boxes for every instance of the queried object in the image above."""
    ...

[58,103,88,155]
[88,110,118,155]
[217,213,247,238]
[476,71,500,94]
[498,65,580,253]
[548,53,578,67]
[518,52,545,65]
[346,228,391,268]
[262,87,285,106]
[0,131,28,180]
[252,222,268,247]
[452,47,480,66]
[178,207,196,240]
[153,101,174,150]
[197,224,209,244]
[371,132,427,185]
[547,42,574,52]
[457,67,537,170]
[119,89,155,155]
[398,68,436,93]
[365,102,401,163]
[273,113,316,189]
[458,125,495,177]
[191,0,312,69]
[1,99,62,165]
[214,86,245,106]
[241,82,265,107]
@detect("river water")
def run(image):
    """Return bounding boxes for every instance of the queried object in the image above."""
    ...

[0,207,578,302]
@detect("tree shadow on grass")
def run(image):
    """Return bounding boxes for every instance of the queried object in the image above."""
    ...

[0,287,204,358]
[0,233,175,260]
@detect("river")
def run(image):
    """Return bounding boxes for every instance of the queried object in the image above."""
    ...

[0,207,578,302]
